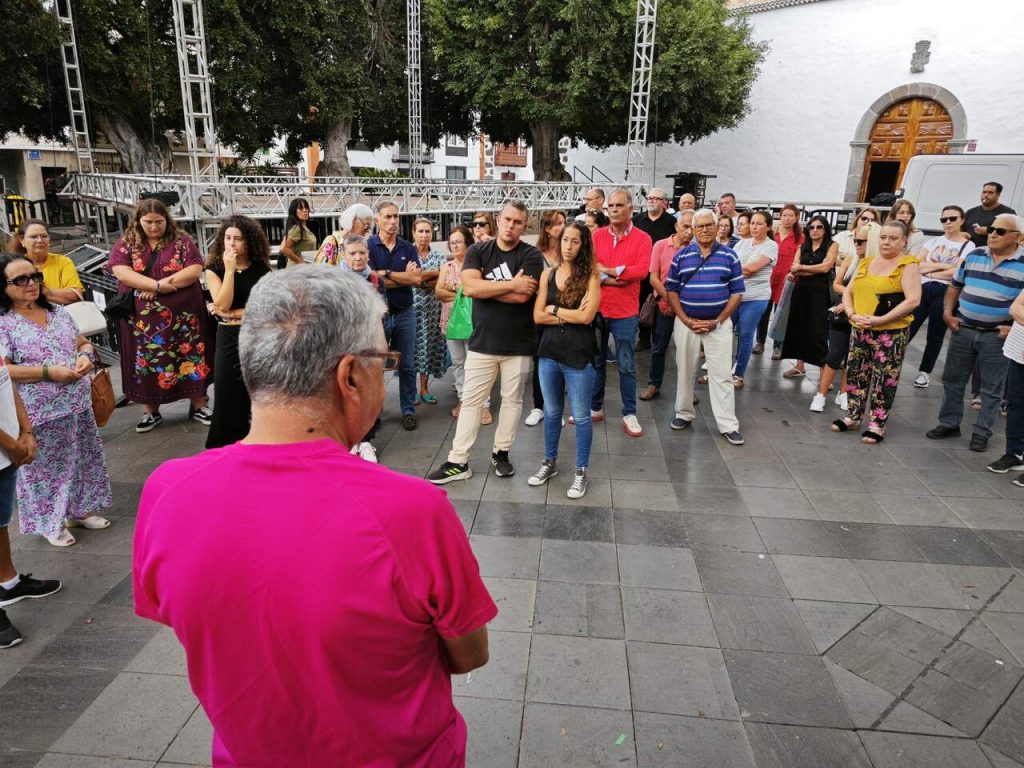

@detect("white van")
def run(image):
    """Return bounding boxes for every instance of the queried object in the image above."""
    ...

[898,154,1024,235]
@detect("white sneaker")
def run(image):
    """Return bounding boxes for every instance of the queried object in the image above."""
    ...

[834,392,848,410]
[524,408,544,427]
[623,414,643,437]
[356,442,377,463]
[567,468,588,499]
[914,372,930,388]
[810,393,827,413]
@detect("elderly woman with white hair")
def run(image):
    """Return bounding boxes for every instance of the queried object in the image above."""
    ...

[314,204,375,265]
[133,266,495,766]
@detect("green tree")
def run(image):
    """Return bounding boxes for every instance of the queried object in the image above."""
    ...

[425,0,766,180]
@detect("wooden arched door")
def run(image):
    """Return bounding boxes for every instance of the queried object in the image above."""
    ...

[860,98,953,201]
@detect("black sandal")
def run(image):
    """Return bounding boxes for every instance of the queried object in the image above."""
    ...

[861,430,884,444]
[831,419,859,433]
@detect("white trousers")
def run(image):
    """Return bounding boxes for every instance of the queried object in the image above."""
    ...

[673,318,740,434]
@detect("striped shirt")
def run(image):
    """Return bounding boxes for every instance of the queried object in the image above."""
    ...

[952,246,1024,329]
[664,242,745,319]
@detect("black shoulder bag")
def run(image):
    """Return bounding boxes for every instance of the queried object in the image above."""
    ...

[104,248,161,321]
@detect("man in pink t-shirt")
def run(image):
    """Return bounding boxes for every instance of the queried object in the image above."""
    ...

[133,267,496,767]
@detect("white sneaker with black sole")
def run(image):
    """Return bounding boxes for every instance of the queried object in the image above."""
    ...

[914,372,930,388]
[135,412,163,433]
[528,460,557,486]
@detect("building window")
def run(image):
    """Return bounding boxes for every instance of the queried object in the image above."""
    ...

[446,166,467,180]
[445,135,469,157]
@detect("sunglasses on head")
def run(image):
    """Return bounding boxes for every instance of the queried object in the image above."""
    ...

[6,273,44,287]
[989,227,1020,237]
[939,216,961,223]
[854,239,868,246]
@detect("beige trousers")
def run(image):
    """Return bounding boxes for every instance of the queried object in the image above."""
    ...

[449,352,532,464]
[673,318,740,434]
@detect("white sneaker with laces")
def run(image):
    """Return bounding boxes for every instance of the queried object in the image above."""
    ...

[834,392,848,410]
[567,468,588,499]
[623,414,643,437]
[810,393,827,413]
[355,442,377,463]
[524,408,544,427]
[913,372,930,388]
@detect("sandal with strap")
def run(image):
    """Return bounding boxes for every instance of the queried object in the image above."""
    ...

[861,430,885,444]
[831,418,861,433]
[783,368,806,378]
[45,529,76,547]
[420,393,438,405]
[66,515,111,530]
[732,376,744,389]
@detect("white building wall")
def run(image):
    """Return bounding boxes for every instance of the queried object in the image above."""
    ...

[566,0,1024,202]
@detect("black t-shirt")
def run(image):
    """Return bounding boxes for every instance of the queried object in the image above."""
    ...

[208,261,271,311]
[632,212,677,245]
[537,270,597,369]
[963,203,1016,247]
[463,239,544,356]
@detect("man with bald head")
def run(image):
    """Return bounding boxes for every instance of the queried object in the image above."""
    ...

[633,188,677,349]
[927,213,1024,452]
[675,193,696,221]
[575,188,606,224]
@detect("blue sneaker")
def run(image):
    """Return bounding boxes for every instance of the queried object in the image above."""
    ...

[670,417,691,430]
[722,431,745,446]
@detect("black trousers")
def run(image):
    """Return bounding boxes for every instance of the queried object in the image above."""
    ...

[206,324,251,449]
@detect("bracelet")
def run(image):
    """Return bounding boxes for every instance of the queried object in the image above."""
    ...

[155,280,161,293]
[41,364,49,382]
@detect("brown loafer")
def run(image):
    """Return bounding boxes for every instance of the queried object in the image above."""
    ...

[639,385,659,401]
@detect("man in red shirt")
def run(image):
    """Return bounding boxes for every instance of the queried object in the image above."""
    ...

[590,188,653,436]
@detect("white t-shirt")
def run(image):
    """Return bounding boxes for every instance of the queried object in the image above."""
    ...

[0,361,21,471]
[734,238,779,302]
[918,235,971,285]
[1004,322,1024,365]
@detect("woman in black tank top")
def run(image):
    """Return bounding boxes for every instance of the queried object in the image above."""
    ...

[527,222,601,499]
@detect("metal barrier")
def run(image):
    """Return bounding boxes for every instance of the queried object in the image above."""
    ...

[78,271,121,365]
[736,200,893,234]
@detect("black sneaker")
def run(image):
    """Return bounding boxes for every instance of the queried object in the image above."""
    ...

[402,414,418,431]
[527,460,557,486]
[0,573,63,607]
[987,453,1024,474]
[969,435,989,452]
[0,610,22,649]
[492,450,515,477]
[926,425,960,440]
[189,406,213,426]
[135,412,163,433]
[1013,473,1024,488]
[427,462,472,485]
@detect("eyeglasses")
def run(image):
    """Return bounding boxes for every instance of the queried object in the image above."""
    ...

[6,273,45,287]
[939,216,961,223]
[854,239,868,246]
[989,227,1020,237]
[472,221,488,228]
[694,223,715,229]
[858,215,874,222]
[355,350,402,371]
[647,196,666,202]
[807,224,825,231]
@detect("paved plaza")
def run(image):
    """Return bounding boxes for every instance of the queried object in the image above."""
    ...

[1,336,1023,768]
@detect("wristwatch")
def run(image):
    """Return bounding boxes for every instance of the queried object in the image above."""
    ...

[384,269,392,279]
[715,319,721,329]
[550,306,558,317]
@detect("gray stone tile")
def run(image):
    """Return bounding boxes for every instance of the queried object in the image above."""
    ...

[990,579,1024,613]
[980,612,1024,665]
[773,555,878,603]
[851,561,1013,609]
[35,757,155,768]
[49,672,197,761]
[605,453,669,481]
[665,458,735,488]
[622,588,717,646]
[961,618,1017,661]
[724,649,852,728]
[626,642,739,719]
[708,594,816,654]
[0,551,134,605]
[859,731,996,768]
[745,722,872,768]
[482,473,549,504]
[753,517,845,557]
[827,628,929,695]
[518,702,635,768]
[880,700,969,737]
[611,480,679,511]
[905,667,1007,737]
[980,742,1024,768]
[788,463,867,493]
[0,751,44,768]
[469,535,541,579]
[634,712,755,768]
[543,505,614,543]
[692,548,788,597]
[539,540,619,585]
[613,510,687,547]
[526,635,630,710]
[727,461,798,488]
[684,513,766,553]
[793,600,877,653]
[825,522,930,562]
[449,499,478,533]
[934,640,1023,701]
[805,491,893,524]
[738,488,819,519]
[455,697,523,768]
[617,545,701,591]
[547,475,614,509]
[946,498,1024,530]
[453,630,530,701]
[915,469,1001,498]
[32,605,160,672]
[472,502,546,538]
[902,526,1009,566]
[161,706,212,766]
[483,577,537,633]
[822,657,894,728]
[532,581,623,639]
[0,598,91,668]
[124,627,187,676]
[981,692,1024,765]
[674,485,749,516]
[891,606,973,637]
[872,494,964,527]
[979,530,1024,568]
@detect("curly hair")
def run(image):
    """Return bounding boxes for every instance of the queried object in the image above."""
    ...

[556,222,595,310]
[122,198,188,258]
[206,215,272,271]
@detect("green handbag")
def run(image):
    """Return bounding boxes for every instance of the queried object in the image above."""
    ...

[446,286,473,341]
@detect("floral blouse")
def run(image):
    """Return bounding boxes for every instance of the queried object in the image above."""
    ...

[0,307,90,425]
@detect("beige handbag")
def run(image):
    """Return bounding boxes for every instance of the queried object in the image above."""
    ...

[65,301,109,337]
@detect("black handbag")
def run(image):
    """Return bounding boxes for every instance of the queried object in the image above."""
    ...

[104,249,161,321]
[874,292,905,316]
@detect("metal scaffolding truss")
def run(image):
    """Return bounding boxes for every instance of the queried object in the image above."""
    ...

[406,0,424,178]
[52,0,94,174]
[65,174,645,220]
[625,0,657,184]
[171,0,219,183]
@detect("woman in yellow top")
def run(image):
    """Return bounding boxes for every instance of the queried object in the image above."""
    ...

[832,220,921,444]
[11,219,83,305]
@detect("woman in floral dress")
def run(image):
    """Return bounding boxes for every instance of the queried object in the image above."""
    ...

[107,199,215,433]
[0,253,112,547]
[411,217,447,403]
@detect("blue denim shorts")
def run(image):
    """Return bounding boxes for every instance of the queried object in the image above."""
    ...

[0,463,16,528]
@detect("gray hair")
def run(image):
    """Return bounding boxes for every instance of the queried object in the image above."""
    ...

[342,234,368,250]
[693,208,718,226]
[994,213,1024,232]
[500,200,528,218]
[240,266,386,404]
[339,204,373,231]
[374,200,399,216]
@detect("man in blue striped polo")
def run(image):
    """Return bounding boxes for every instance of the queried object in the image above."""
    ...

[927,213,1024,452]
[664,209,746,445]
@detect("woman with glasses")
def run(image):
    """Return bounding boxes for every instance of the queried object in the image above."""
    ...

[755,203,803,357]
[279,198,317,269]
[716,215,739,248]
[0,253,111,547]
[11,219,83,305]
[907,205,973,389]
[314,204,373,266]
[780,215,837,378]
[887,200,926,255]
[203,216,273,449]
[471,212,496,243]
[835,207,881,262]
[107,198,214,433]
[525,210,567,427]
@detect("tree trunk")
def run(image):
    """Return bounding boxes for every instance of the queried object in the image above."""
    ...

[315,116,354,177]
[95,115,170,174]
[529,120,570,182]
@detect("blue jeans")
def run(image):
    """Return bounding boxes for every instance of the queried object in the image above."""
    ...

[908,281,950,374]
[1006,360,1024,457]
[648,312,675,388]
[592,315,638,416]
[0,464,16,528]
[732,300,769,378]
[937,326,1009,440]
[539,357,596,469]
[384,306,417,415]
